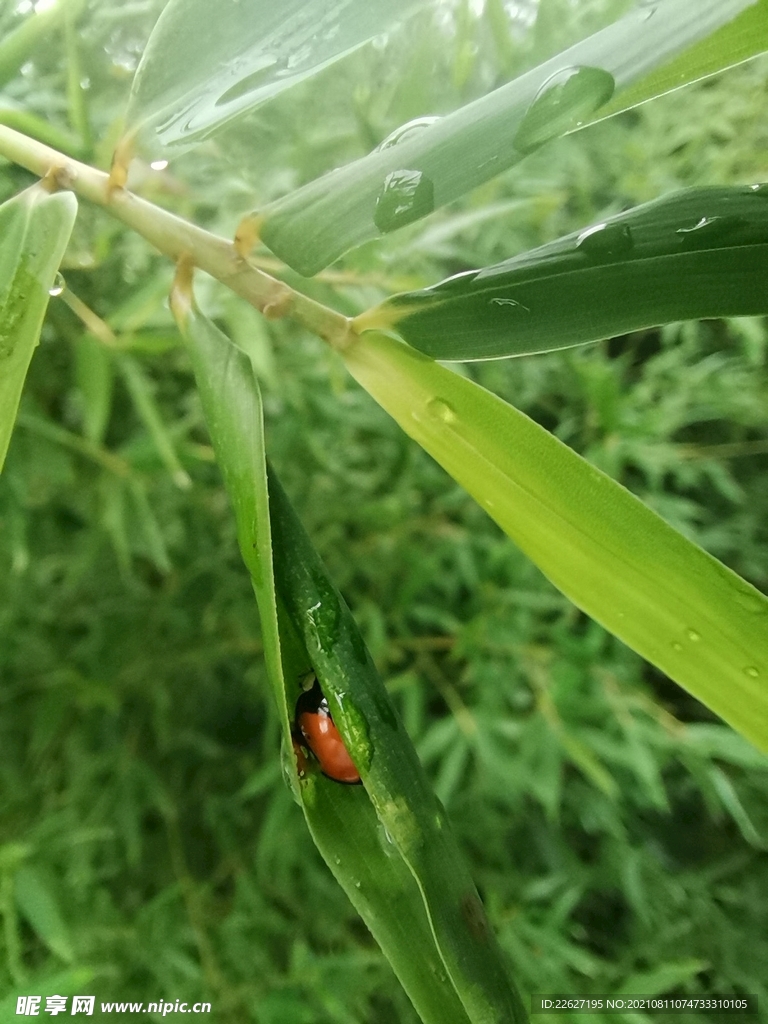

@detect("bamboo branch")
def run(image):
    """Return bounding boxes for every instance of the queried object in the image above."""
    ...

[0,123,355,349]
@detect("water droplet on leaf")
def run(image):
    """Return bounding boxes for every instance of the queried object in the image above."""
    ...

[686,629,701,642]
[48,272,65,297]
[376,116,441,151]
[374,169,435,233]
[671,642,683,653]
[576,221,633,260]
[744,666,760,679]
[514,66,615,154]
[426,398,457,424]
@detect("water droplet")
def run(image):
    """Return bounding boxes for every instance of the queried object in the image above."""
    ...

[150,159,168,171]
[334,856,341,865]
[686,629,701,642]
[48,272,65,297]
[354,880,361,889]
[744,666,760,679]
[374,169,435,233]
[305,570,342,654]
[79,76,90,90]
[576,221,633,260]
[513,66,615,155]
[748,183,768,198]
[676,215,745,250]
[426,398,457,424]
[376,116,441,151]
[489,296,530,312]
[671,642,683,653]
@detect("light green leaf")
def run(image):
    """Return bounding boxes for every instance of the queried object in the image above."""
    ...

[0,185,78,472]
[596,0,768,121]
[616,959,709,996]
[357,185,768,360]
[75,335,113,444]
[0,968,95,1020]
[343,333,768,753]
[124,0,432,156]
[171,278,526,1024]
[14,866,74,963]
[258,0,760,275]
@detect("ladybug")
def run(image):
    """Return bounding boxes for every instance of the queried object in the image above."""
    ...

[293,675,361,785]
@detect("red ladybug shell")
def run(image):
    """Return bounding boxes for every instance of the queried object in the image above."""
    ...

[295,677,361,785]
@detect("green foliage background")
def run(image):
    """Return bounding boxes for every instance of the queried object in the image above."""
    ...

[1,0,767,1020]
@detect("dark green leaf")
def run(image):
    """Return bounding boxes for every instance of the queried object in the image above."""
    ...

[358,185,768,360]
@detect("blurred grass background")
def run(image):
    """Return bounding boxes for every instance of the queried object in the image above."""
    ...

[1,0,767,1020]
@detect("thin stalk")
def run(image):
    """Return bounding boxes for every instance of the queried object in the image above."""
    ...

[0,123,354,349]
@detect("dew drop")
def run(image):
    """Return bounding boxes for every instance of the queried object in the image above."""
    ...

[676,215,745,250]
[686,629,701,642]
[48,272,65,297]
[744,666,760,679]
[374,169,435,233]
[489,296,530,312]
[671,642,683,653]
[513,65,615,155]
[150,159,169,171]
[376,116,441,151]
[426,397,457,424]
[576,221,634,260]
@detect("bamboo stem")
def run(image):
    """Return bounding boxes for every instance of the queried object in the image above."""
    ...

[0,123,355,349]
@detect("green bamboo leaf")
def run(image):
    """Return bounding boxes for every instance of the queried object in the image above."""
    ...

[14,866,74,964]
[0,185,78,473]
[358,185,768,360]
[342,333,768,753]
[257,0,759,275]
[124,0,432,157]
[118,354,191,489]
[75,335,113,444]
[268,468,527,1024]
[170,276,526,1024]
[596,0,768,122]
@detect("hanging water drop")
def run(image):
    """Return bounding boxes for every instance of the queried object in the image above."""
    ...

[376,116,441,151]
[374,169,435,233]
[48,272,65,297]
[513,66,615,155]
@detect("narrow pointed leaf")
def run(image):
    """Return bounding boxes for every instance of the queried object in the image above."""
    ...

[0,185,78,472]
[343,333,768,753]
[258,0,759,275]
[170,283,524,1024]
[124,0,431,156]
[357,185,768,360]
[269,469,527,1024]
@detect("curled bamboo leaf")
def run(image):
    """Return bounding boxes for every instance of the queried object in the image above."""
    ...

[357,184,768,360]
[342,332,768,753]
[0,185,78,472]
[170,272,527,1024]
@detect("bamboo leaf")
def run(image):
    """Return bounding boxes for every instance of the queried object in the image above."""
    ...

[342,332,768,753]
[357,185,768,360]
[124,0,432,157]
[170,275,526,1024]
[0,185,78,472]
[257,0,760,275]
[14,866,74,964]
